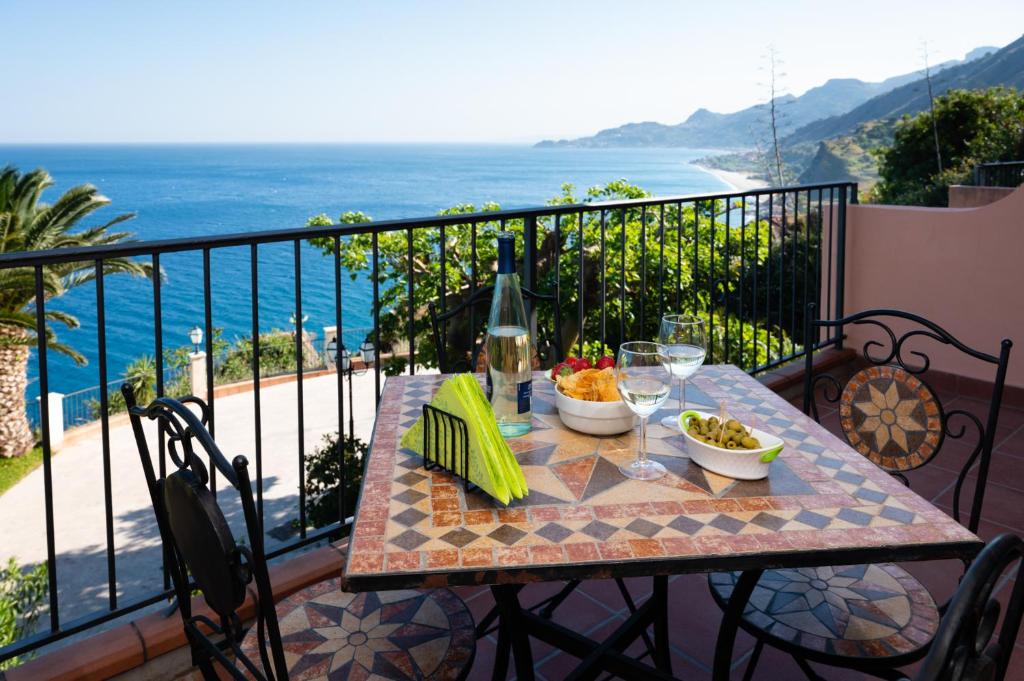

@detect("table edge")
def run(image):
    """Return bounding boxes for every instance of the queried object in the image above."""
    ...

[342,536,982,593]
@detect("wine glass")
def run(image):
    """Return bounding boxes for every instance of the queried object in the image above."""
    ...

[658,315,707,430]
[616,342,671,480]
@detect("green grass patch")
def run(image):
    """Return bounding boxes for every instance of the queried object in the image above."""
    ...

[0,448,43,497]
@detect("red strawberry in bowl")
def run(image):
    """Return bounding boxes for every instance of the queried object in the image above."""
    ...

[551,361,574,380]
[575,357,593,371]
[595,355,615,370]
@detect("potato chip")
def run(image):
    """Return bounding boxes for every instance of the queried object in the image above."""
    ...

[557,367,620,402]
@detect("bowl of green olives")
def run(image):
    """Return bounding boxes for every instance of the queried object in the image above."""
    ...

[678,410,784,480]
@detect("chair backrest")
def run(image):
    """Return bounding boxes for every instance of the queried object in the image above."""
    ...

[428,284,562,374]
[802,304,1012,534]
[123,385,287,681]
[913,533,1024,681]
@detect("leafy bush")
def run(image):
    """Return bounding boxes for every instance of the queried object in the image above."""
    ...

[303,432,368,530]
[214,331,322,383]
[307,180,802,372]
[872,87,1024,206]
[92,328,322,418]
[0,559,47,669]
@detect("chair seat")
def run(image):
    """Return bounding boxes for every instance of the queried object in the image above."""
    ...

[709,563,940,662]
[241,579,476,680]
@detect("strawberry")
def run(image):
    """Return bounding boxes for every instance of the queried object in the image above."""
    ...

[565,356,582,371]
[595,355,615,370]
[575,357,593,371]
[551,362,574,380]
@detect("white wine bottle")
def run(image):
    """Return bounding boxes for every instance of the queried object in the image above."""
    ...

[484,232,532,437]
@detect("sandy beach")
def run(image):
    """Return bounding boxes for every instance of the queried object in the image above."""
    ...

[693,164,768,192]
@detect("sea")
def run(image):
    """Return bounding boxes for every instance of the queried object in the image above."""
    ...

[0,144,730,398]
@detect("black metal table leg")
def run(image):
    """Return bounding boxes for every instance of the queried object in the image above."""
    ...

[712,569,763,681]
[653,575,672,673]
[492,584,535,681]
[492,616,511,681]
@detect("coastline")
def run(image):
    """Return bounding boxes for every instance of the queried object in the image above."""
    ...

[692,163,768,192]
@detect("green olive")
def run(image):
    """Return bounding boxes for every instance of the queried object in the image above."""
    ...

[740,436,760,449]
[725,419,743,432]
[726,440,738,449]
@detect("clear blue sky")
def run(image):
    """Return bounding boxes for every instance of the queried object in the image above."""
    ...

[3,0,1021,143]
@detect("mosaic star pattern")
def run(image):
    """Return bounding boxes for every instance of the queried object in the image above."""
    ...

[710,563,939,659]
[239,580,474,680]
[839,365,944,472]
[344,366,979,591]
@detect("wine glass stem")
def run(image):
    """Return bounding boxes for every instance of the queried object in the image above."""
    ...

[679,378,686,414]
[638,416,648,465]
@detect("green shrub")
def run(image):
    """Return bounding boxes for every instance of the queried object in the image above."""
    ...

[0,559,47,669]
[303,432,368,530]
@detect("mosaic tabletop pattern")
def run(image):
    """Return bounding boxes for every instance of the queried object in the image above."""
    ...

[344,366,980,591]
[240,579,475,680]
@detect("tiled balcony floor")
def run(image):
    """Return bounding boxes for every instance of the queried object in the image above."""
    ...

[455,383,1024,680]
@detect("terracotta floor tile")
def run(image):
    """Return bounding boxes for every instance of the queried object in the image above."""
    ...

[935,479,1024,531]
[903,464,958,502]
[945,396,1024,432]
[994,424,1024,458]
[548,587,622,630]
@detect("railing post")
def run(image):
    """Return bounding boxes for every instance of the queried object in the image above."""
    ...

[522,215,539,337]
[834,185,849,349]
[973,164,981,186]
[38,392,64,451]
[189,351,208,402]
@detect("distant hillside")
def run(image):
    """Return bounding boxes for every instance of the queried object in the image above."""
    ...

[535,50,993,150]
[784,36,1023,145]
[796,119,898,185]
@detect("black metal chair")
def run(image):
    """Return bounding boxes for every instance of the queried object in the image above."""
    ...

[428,284,562,374]
[124,387,477,681]
[709,305,1013,680]
[909,532,1024,681]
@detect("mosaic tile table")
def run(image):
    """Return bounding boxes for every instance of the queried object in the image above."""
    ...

[344,366,982,681]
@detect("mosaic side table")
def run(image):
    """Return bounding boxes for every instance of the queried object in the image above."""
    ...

[345,366,981,680]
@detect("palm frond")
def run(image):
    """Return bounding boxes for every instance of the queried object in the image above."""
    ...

[44,309,79,329]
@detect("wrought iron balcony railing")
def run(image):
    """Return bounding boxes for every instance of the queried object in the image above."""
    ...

[0,180,856,664]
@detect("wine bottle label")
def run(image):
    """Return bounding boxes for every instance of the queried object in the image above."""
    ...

[517,380,532,414]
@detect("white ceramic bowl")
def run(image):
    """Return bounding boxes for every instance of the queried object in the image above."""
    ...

[679,410,784,480]
[555,387,636,435]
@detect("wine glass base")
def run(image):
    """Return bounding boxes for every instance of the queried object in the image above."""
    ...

[660,414,681,431]
[618,459,667,481]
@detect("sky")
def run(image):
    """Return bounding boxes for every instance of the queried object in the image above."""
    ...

[3,0,1022,144]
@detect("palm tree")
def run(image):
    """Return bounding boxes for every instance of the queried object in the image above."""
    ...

[0,166,151,458]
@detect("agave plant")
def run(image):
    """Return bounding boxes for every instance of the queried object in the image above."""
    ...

[0,166,151,458]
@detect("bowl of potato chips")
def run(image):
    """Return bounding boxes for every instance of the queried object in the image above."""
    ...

[554,367,636,435]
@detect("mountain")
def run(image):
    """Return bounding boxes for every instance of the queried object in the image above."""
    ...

[535,50,994,150]
[796,119,898,185]
[784,38,1022,145]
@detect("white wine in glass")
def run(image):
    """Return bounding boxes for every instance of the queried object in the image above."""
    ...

[658,315,707,430]
[616,342,671,481]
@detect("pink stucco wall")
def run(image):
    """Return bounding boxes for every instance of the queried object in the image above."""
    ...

[843,186,1024,388]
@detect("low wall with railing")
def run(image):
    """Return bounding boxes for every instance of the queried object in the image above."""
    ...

[843,185,1024,389]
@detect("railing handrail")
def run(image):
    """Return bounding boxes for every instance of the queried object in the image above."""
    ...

[976,160,1024,168]
[0,181,857,268]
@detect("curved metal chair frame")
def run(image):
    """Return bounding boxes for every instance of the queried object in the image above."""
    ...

[911,532,1024,681]
[124,386,287,681]
[802,304,1012,535]
[710,305,1013,680]
[428,284,562,374]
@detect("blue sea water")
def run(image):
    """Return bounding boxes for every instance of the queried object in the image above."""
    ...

[0,144,730,397]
